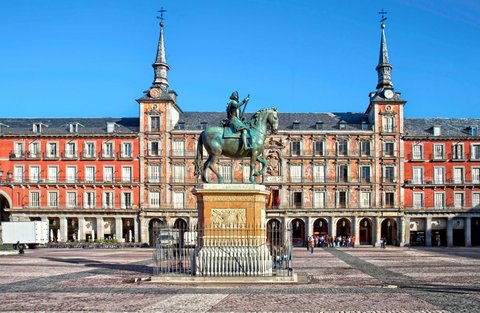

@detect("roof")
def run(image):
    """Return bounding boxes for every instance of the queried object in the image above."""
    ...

[0,118,139,135]
[176,112,371,131]
[405,118,480,138]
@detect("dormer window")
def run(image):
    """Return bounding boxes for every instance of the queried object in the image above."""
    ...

[201,122,208,130]
[338,121,347,130]
[69,122,83,133]
[471,126,478,137]
[106,122,117,133]
[361,122,369,130]
[433,125,441,136]
[33,123,47,133]
[315,121,323,130]
[292,121,300,130]
[177,121,185,130]
[0,122,9,133]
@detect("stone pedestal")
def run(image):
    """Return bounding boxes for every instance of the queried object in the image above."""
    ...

[193,184,273,276]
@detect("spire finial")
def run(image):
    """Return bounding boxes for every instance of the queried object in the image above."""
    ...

[378,8,387,28]
[157,7,167,27]
[375,9,393,91]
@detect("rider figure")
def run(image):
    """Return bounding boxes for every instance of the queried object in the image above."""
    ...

[226,91,252,150]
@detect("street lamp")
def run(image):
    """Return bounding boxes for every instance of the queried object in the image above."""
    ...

[7,170,12,181]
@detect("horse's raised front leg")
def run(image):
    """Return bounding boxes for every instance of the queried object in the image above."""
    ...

[206,155,223,184]
[255,155,268,177]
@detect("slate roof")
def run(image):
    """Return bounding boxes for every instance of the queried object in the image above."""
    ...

[405,118,480,137]
[176,112,371,131]
[0,118,139,135]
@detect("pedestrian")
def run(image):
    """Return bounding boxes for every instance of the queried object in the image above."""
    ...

[351,236,355,248]
[381,237,386,249]
[16,241,25,255]
[308,235,315,254]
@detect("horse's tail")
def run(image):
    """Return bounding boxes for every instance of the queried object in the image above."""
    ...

[194,133,203,177]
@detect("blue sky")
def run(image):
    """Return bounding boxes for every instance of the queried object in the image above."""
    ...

[1,0,479,118]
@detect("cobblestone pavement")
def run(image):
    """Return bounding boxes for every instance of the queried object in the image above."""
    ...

[0,247,478,312]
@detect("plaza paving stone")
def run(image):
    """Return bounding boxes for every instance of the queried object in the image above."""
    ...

[0,247,478,312]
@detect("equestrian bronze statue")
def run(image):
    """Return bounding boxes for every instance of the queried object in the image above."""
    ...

[194,92,279,184]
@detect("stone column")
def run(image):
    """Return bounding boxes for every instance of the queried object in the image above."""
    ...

[96,217,104,240]
[59,217,68,242]
[425,217,432,247]
[465,217,472,247]
[330,217,336,238]
[115,217,123,242]
[404,217,411,246]
[353,217,360,242]
[398,217,405,247]
[375,217,382,247]
[134,214,140,243]
[140,217,149,244]
[78,217,86,241]
[306,217,313,238]
[447,218,453,247]
[283,217,289,245]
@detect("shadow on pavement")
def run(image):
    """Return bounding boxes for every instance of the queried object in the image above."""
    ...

[42,257,153,274]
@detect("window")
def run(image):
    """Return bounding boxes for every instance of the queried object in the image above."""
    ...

[384,142,394,157]
[337,191,347,208]
[14,142,24,157]
[337,140,348,156]
[361,122,369,130]
[413,193,424,209]
[434,193,445,209]
[360,166,371,183]
[291,141,301,156]
[85,166,95,183]
[29,166,40,183]
[172,141,185,156]
[148,164,161,183]
[32,123,42,133]
[433,126,441,136]
[313,191,325,208]
[84,142,95,158]
[385,192,395,207]
[243,164,251,183]
[121,192,132,209]
[69,123,79,133]
[434,167,445,184]
[121,142,132,158]
[14,166,24,183]
[66,192,77,208]
[471,126,478,137]
[472,168,480,184]
[65,142,77,158]
[453,167,464,184]
[28,142,40,158]
[384,166,395,183]
[149,191,161,207]
[433,144,444,160]
[150,116,161,132]
[66,166,77,183]
[177,122,185,130]
[472,193,480,208]
[103,191,114,209]
[122,167,132,183]
[173,191,185,209]
[313,164,325,182]
[106,122,116,133]
[173,164,186,183]
[315,122,323,130]
[360,141,371,156]
[412,144,423,160]
[201,122,208,130]
[313,141,325,156]
[30,191,40,207]
[290,164,302,182]
[47,166,58,183]
[149,141,161,156]
[412,167,423,184]
[338,122,346,130]
[452,144,464,160]
[383,116,395,133]
[84,191,95,209]
[471,144,480,160]
[103,166,114,183]
[454,193,464,209]
[292,121,300,130]
[337,164,348,182]
[293,191,302,208]
[48,191,58,207]
[103,142,114,158]
[46,143,58,158]
[360,191,371,208]
[219,164,232,183]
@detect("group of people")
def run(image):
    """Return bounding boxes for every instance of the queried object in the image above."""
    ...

[307,234,356,253]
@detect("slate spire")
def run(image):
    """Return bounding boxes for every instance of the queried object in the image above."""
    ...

[152,20,169,88]
[376,22,393,90]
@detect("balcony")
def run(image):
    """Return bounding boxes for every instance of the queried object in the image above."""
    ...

[62,152,78,160]
[25,151,42,160]
[9,151,25,160]
[118,152,134,160]
[43,152,60,160]
[146,149,163,158]
[80,152,97,160]
[99,151,116,160]
[6,177,140,185]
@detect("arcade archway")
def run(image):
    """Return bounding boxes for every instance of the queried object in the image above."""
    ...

[359,218,372,245]
[149,218,165,247]
[336,218,351,237]
[313,218,328,236]
[0,193,11,222]
[291,218,305,247]
[381,218,398,245]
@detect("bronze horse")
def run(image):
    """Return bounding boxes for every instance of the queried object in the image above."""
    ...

[194,108,279,183]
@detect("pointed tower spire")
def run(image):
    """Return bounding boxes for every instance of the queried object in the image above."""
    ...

[152,8,169,88]
[376,10,393,90]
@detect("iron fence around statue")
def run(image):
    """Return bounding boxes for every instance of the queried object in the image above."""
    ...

[153,225,292,277]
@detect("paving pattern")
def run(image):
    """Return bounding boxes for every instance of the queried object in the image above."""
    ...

[0,247,478,312]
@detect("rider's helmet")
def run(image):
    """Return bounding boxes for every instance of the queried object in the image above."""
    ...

[229,91,239,101]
